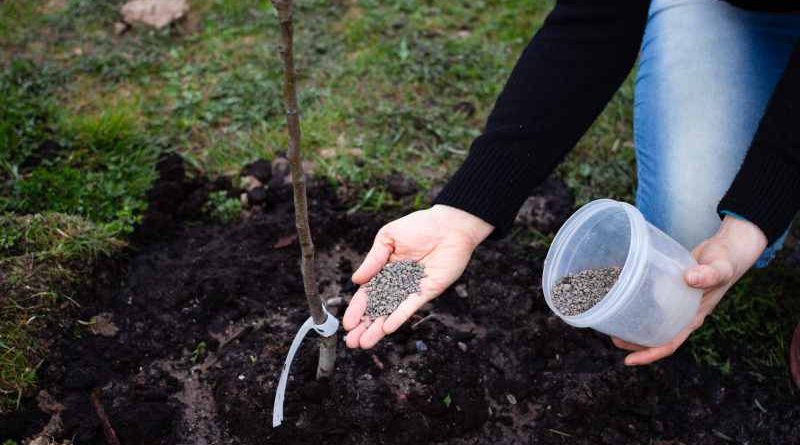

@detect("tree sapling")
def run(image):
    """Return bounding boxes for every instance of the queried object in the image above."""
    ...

[271,0,336,379]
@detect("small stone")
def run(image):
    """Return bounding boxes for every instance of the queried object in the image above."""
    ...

[506,394,517,405]
[415,340,428,353]
[302,160,316,176]
[238,374,245,381]
[455,283,468,298]
[114,21,129,35]
[551,266,621,316]
[387,173,418,198]
[320,148,337,159]
[240,175,263,191]
[241,159,272,184]
[270,157,291,187]
[515,177,574,233]
[121,0,188,29]
[457,341,468,352]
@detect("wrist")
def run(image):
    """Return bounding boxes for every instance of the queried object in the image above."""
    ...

[431,204,494,247]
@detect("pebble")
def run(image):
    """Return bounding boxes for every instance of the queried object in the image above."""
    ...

[551,266,621,316]
[415,340,428,353]
[365,259,425,319]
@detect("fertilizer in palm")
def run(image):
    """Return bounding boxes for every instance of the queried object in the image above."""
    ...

[365,259,425,319]
[551,266,621,316]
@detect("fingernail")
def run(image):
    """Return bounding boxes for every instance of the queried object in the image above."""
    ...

[687,271,700,285]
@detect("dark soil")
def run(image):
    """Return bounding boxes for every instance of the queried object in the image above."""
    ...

[2,157,800,445]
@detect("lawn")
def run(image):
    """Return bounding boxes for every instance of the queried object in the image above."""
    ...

[1,0,798,417]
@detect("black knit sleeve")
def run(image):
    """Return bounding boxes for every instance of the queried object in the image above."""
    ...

[718,42,800,245]
[434,0,651,237]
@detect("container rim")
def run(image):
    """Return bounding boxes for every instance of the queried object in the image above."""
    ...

[542,199,649,327]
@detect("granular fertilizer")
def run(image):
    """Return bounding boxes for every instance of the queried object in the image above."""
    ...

[365,259,425,319]
[551,266,621,316]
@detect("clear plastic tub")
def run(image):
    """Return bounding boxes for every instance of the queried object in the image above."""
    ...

[542,199,702,347]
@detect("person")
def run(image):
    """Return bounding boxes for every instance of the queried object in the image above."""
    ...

[343,0,800,366]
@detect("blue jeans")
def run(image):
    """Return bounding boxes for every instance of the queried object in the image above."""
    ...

[634,0,800,268]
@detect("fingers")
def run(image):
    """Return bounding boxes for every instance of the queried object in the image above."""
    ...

[624,327,693,366]
[358,316,386,349]
[684,260,734,289]
[624,345,676,366]
[344,317,386,349]
[343,288,368,331]
[611,337,645,351]
[345,322,368,348]
[352,230,394,284]
[383,293,428,335]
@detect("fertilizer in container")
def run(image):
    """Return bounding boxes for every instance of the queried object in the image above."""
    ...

[542,199,702,347]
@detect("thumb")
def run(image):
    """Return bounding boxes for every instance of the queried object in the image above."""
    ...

[684,260,734,289]
[352,229,394,284]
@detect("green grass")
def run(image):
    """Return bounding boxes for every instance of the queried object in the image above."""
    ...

[689,263,800,380]
[0,60,60,178]
[1,43,157,410]
[0,213,124,411]
[2,107,159,236]
[0,0,798,412]
[205,190,242,224]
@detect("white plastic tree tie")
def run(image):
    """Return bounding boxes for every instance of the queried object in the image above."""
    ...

[272,305,339,427]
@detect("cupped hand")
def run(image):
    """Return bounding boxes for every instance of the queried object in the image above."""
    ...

[612,215,768,365]
[343,205,493,349]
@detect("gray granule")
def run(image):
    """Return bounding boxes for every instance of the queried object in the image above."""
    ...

[551,266,621,316]
[365,259,425,319]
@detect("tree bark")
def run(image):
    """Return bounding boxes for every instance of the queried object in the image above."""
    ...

[271,0,337,379]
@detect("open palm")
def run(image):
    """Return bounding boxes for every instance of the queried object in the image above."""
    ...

[343,205,492,349]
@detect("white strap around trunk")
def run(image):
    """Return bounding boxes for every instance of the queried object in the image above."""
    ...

[272,306,339,427]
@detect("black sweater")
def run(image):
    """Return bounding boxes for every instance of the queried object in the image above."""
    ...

[434,0,800,245]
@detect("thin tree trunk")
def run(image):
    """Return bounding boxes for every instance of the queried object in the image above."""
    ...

[271,0,336,379]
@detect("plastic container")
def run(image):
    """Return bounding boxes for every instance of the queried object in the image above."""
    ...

[542,199,702,347]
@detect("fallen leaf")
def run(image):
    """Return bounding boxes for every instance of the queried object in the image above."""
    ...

[273,234,298,249]
[89,313,119,337]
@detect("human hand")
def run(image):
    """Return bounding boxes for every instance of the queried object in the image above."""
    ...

[612,215,768,365]
[343,204,493,349]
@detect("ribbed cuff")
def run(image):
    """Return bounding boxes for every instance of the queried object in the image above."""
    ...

[718,147,800,245]
[433,137,545,239]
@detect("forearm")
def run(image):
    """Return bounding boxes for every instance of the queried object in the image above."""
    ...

[718,42,800,245]
[435,0,651,237]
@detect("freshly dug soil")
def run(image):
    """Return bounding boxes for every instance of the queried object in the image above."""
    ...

[2,157,800,445]
[551,267,621,316]
[365,259,425,319]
